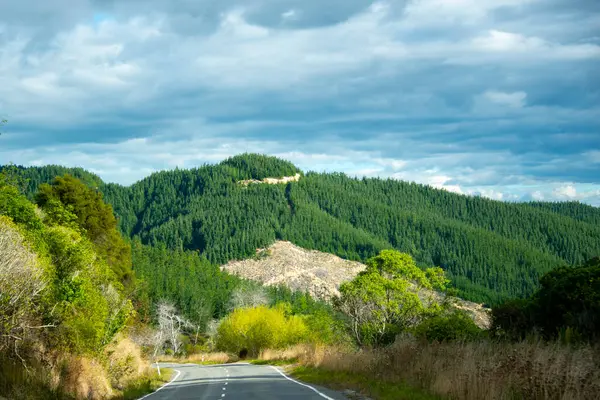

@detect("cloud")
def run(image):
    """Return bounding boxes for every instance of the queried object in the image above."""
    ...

[0,0,599,206]
[584,151,600,163]
[484,91,527,108]
[553,184,578,199]
[281,9,298,21]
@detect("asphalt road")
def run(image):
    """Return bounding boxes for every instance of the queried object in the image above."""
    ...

[141,362,349,400]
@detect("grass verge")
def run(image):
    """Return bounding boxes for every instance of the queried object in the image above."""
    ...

[112,368,174,400]
[290,366,443,400]
[250,358,298,366]
[158,352,236,365]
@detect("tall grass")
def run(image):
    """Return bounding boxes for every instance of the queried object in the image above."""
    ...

[0,335,167,400]
[287,338,600,400]
[158,352,234,365]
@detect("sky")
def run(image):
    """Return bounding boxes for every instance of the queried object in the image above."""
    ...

[0,0,599,205]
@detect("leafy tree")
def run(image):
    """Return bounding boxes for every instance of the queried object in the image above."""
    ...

[35,175,133,285]
[534,257,600,340]
[492,257,600,341]
[0,172,43,232]
[44,225,132,353]
[337,250,445,346]
[0,180,133,358]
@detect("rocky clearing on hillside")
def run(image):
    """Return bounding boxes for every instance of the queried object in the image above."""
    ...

[239,173,302,186]
[221,241,491,328]
[223,241,366,300]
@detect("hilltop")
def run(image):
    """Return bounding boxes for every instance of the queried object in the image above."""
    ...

[4,153,600,305]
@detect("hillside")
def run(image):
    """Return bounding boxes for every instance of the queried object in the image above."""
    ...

[223,240,491,328]
[4,153,600,305]
[222,240,366,300]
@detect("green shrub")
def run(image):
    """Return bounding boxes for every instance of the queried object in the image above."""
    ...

[216,304,309,356]
[492,257,600,341]
[0,184,44,231]
[304,309,350,345]
[490,298,535,341]
[413,310,483,342]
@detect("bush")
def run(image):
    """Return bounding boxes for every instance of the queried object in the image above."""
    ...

[44,226,131,353]
[535,257,600,340]
[414,310,483,342]
[216,304,309,356]
[0,184,44,231]
[491,298,536,341]
[492,257,600,341]
[0,216,47,354]
[304,309,350,345]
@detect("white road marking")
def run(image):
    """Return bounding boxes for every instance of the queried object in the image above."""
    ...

[137,369,182,399]
[269,366,335,400]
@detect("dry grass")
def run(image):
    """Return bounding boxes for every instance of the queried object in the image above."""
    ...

[60,356,114,400]
[292,337,600,400]
[113,368,174,400]
[105,336,147,390]
[150,338,600,399]
[257,344,313,363]
[158,351,234,365]
[0,335,161,400]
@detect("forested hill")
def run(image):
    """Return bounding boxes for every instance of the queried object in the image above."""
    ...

[3,153,600,305]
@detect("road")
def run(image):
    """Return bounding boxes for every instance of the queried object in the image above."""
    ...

[142,362,349,400]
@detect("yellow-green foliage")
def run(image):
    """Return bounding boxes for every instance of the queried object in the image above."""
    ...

[216,304,309,356]
[43,225,132,354]
[1,173,139,398]
[1,174,132,357]
[338,249,447,346]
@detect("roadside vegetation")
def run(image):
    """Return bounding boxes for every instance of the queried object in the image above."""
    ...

[0,170,173,399]
[147,243,599,399]
[254,339,599,400]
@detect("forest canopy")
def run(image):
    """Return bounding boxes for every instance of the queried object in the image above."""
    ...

[3,154,600,305]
